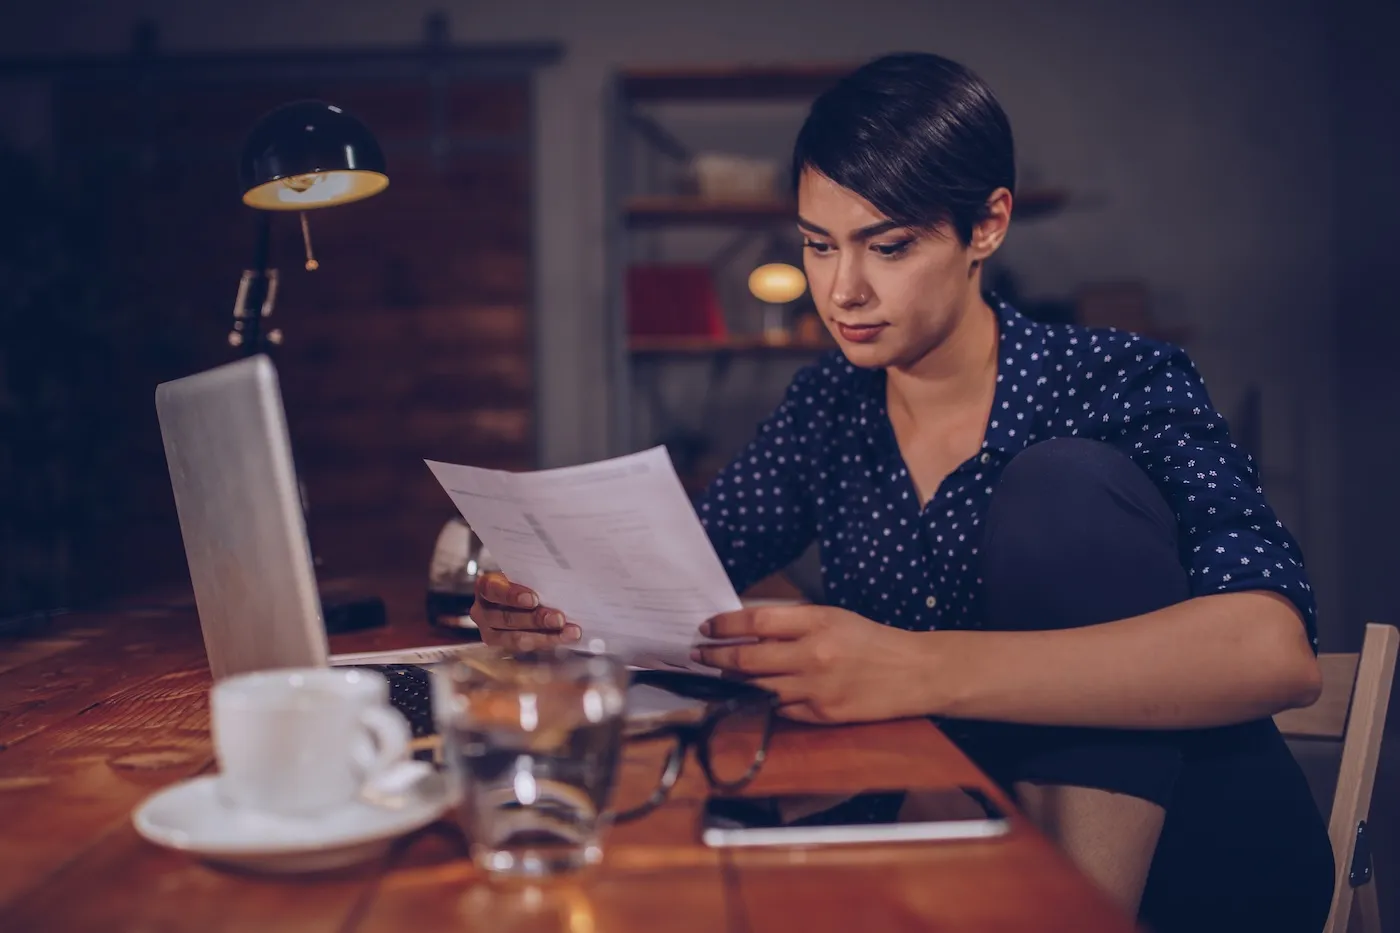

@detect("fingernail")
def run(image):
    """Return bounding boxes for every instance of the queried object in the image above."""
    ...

[546,611,564,630]
[698,619,712,637]
[690,648,703,662]
[562,624,582,644]
[515,591,539,609]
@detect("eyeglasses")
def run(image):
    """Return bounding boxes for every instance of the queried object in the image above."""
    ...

[613,670,778,822]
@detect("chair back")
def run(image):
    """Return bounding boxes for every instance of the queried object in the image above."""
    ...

[1275,623,1397,933]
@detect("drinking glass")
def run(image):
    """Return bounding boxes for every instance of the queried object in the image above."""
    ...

[437,645,628,877]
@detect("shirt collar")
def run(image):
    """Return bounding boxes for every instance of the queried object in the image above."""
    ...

[982,298,1049,458]
[853,296,1049,460]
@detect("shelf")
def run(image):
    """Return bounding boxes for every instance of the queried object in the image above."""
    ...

[629,334,834,355]
[625,190,1069,228]
[619,64,857,102]
[625,196,795,227]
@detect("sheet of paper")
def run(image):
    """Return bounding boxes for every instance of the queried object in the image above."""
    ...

[423,446,742,674]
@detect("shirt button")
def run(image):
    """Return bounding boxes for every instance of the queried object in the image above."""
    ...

[979,453,991,464]
[925,595,937,609]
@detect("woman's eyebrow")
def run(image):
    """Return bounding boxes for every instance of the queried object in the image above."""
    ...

[797,217,901,241]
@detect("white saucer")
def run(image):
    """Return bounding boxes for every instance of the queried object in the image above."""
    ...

[132,767,452,874]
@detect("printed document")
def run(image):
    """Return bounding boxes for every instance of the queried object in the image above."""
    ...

[424,447,742,674]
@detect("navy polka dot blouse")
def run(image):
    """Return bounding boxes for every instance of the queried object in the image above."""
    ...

[696,300,1317,647]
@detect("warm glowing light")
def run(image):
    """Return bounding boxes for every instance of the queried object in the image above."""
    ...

[242,169,388,211]
[747,263,807,304]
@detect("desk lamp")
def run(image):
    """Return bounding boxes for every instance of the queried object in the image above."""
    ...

[747,262,807,344]
[230,100,389,353]
[231,100,390,635]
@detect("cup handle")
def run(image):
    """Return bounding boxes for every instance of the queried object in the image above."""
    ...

[352,706,412,779]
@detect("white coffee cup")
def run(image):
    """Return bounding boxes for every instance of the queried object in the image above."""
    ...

[211,667,411,818]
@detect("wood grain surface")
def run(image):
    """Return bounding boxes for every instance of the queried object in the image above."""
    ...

[0,578,1136,932]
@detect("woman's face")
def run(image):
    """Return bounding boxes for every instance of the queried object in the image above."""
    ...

[796,169,1002,371]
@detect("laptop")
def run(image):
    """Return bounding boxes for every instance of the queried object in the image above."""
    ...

[154,355,461,736]
[154,355,705,739]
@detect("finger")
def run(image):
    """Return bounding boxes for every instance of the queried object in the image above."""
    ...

[484,606,568,632]
[481,621,582,648]
[691,639,804,676]
[498,630,567,653]
[475,572,509,605]
[532,607,566,632]
[701,606,810,641]
[476,572,540,610]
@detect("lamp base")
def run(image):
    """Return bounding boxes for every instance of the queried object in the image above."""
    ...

[761,302,790,344]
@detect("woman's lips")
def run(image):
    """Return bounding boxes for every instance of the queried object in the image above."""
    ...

[836,322,887,344]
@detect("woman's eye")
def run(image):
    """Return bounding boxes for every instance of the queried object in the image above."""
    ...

[872,239,913,258]
[802,239,833,254]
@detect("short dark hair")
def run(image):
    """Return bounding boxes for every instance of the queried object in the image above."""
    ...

[792,52,1016,245]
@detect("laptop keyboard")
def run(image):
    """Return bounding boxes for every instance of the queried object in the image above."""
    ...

[356,664,437,738]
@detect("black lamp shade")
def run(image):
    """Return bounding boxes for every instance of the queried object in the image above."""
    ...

[239,100,388,211]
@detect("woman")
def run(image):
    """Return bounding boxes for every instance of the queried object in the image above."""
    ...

[473,52,1334,931]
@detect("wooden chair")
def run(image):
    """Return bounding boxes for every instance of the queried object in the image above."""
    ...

[1275,623,1399,933]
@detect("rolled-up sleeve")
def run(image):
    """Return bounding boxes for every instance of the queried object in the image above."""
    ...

[1089,342,1317,646]
[695,367,819,595]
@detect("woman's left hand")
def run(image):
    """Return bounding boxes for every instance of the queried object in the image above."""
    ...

[691,606,928,724]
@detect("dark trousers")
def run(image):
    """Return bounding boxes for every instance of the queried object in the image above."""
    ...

[949,438,1334,933]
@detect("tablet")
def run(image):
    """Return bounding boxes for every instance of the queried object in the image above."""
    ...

[700,786,1010,848]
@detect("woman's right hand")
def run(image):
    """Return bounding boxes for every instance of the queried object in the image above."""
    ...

[472,571,582,652]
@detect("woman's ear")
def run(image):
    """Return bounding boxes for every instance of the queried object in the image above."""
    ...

[969,187,1012,262]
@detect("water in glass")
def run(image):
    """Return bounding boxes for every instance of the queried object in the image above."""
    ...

[440,647,628,877]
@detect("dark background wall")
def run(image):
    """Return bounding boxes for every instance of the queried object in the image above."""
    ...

[1332,0,1400,641]
[3,0,1397,652]
[0,61,541,607]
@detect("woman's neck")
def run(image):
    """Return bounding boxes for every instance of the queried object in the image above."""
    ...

[885,294,1000,424]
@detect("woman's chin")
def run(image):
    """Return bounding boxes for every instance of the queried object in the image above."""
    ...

[837,342,895,369]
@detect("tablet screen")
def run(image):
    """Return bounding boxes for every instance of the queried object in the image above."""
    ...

[700,787,1009,847]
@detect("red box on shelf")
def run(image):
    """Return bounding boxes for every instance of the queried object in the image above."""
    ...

[626,264,727,339]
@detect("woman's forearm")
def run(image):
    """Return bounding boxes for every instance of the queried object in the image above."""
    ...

[906,591,1322,729]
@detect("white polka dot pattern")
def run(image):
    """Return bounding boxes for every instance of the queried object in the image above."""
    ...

[695,300,1318,647]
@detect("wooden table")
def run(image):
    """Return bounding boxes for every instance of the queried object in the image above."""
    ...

[0,577,1136,932]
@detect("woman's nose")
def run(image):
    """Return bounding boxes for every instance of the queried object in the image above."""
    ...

[830,265,871,310]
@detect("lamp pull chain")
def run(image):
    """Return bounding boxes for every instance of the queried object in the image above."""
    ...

[299,211,319,271]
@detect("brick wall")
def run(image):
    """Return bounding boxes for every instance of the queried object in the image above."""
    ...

[49,72,535,599]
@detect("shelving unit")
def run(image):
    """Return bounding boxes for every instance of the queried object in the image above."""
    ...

[603,63,1070,469]
[604,65,851,460]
